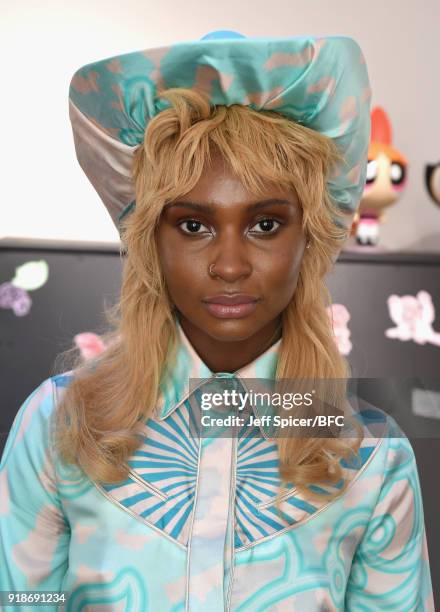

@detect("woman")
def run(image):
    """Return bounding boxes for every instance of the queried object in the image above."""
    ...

[0,32,434,610]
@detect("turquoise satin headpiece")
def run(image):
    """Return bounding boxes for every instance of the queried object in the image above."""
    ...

[68,31,372,234]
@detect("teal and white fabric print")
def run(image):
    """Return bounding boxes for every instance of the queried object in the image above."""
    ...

[68,34,372,234]
[0,320,434,610]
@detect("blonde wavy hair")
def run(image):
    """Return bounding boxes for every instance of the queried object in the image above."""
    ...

[54,87,363,512]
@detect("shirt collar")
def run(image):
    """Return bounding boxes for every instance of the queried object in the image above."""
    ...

[155,317,282,438]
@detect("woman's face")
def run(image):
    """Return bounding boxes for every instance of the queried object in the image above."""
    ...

[156,151,307,347]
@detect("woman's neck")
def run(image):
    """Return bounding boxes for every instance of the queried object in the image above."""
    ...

[176,314,282,373]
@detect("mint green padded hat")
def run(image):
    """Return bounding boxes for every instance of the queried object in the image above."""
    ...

[68,30,372,233]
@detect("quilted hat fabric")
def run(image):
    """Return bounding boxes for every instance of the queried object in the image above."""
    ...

[68,32,372,232]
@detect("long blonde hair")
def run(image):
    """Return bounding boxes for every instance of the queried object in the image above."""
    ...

[54,87,363,509]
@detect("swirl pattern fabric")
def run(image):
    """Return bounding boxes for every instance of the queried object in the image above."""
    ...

[0,320,434,610]
[0,325,434,612]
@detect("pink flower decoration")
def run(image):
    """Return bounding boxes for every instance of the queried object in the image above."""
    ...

[74,332,107,360]
[327,304,352,355]
[0,282,32,316]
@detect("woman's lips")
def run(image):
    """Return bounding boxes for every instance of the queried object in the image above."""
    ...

[202,297,260,319]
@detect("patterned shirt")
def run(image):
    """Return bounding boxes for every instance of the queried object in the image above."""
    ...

[0,321,434,610]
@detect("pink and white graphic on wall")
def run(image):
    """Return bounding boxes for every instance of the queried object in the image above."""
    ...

[327,303,353,355]
[0,260,49,317]
[74,332,107,360]
[385,290,440,347]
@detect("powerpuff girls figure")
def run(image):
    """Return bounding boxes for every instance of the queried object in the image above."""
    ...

[352,106,408,246]
[425,161,440,207]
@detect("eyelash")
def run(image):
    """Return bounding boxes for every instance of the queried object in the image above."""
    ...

[178,218,282,236]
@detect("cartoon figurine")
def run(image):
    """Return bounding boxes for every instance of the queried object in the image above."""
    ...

[425,161,440,207]
[351,107,408,246]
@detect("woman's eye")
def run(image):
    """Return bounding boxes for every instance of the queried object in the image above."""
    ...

[249,218,281,234]
[178,220,210,234]
[178,218,281,236]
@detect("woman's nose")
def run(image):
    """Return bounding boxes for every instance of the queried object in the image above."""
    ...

[208,232,252,282]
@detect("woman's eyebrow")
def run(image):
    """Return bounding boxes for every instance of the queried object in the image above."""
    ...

[163,198,293,213]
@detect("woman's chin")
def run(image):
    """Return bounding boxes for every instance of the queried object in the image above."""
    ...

[199,317,262,343]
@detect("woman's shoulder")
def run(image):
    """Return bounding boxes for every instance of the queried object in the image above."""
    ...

[0,371,76,471]
[345,400,420,500]
[365,401,415,446]
[51,370,76,395]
